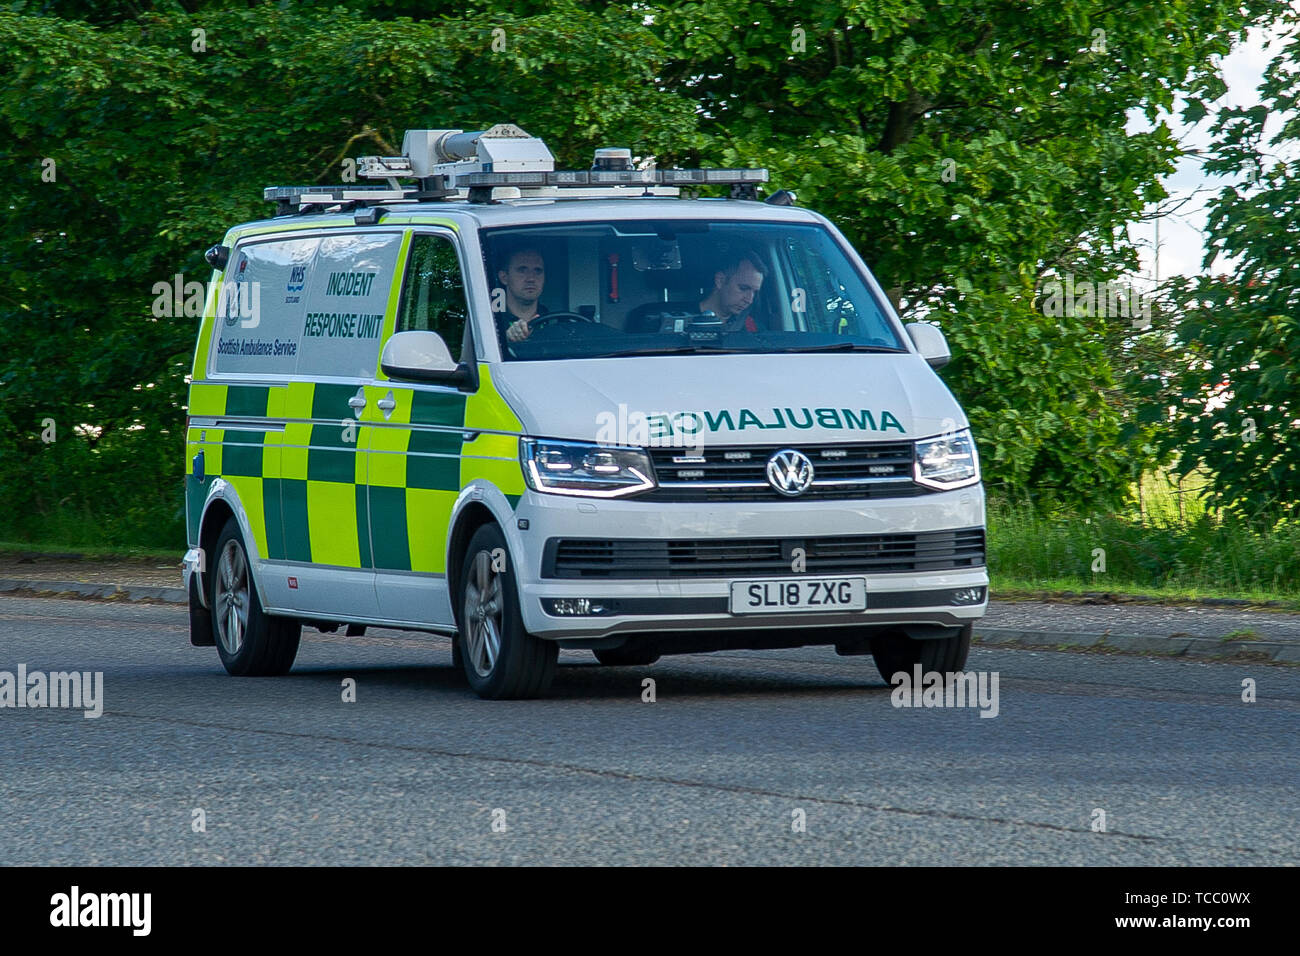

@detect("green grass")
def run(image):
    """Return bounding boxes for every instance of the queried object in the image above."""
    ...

[987,488,1300,603]
[0,499,185,554]
[0,540,180,562]
[992,577,1299,609]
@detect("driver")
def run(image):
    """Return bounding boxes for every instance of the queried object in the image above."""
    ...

[699,251,766,332]
[494,246,549,345]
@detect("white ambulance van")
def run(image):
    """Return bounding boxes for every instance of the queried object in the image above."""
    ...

[183,125,987,698]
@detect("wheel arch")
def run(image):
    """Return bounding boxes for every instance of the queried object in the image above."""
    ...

[446,501,500,626]
[197,480,271,610]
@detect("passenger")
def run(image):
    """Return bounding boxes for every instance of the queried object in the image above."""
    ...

[698,251,766,332]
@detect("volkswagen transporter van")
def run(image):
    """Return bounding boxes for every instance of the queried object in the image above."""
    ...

[182,124,987,698]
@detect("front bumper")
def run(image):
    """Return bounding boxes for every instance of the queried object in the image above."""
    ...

[510,485,988,642]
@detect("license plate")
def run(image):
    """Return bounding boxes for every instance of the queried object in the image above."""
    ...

[729,577,867,614]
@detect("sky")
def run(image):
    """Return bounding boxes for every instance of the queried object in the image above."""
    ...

[1128,20,1299,282]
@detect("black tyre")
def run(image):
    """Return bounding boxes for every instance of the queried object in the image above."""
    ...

[870,623,972,684]
[211,517,301,676]
[592,647,660,667]
[457,524,558,699]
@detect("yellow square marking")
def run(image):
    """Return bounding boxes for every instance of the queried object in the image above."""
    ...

[284,381,316,420]
[307,480,360,568]
[188,383,228,417]
[405,488,458,573]
[367,426,410,488]
[280,422,311,480]
[462,456,526,496]
[464,434,517,459]
[266,386,286,420]
[226,476,267,557]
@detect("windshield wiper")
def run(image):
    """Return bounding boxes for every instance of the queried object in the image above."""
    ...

[588,345,751,357]
[771,343,907,353]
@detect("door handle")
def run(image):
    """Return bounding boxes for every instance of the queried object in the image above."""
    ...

[377,391,397,421]
[348,386,367,421]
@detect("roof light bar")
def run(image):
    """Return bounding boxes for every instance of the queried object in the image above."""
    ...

[263,185,410,204]
[265,125,772,212]
[456,168,766,188]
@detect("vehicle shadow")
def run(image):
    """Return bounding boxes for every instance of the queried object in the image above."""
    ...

[282,657,892,700]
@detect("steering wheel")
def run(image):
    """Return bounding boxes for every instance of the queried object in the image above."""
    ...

[504,311,603,357]
[527,311,597,331]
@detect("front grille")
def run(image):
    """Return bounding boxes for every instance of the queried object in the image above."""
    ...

[643,442,929,502]
[543,528,986,579]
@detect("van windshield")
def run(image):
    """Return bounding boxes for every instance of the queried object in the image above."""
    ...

[480,220,905,361]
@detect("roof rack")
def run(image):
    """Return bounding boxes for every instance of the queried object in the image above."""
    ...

[265,124,770,214]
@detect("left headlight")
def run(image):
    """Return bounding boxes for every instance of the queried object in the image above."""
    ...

[521,438,656,498]
[914,428,981,490]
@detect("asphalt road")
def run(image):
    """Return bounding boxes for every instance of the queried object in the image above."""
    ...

[1,596,1296,865]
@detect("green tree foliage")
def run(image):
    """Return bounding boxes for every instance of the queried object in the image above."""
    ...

[655,0,1277,509]
[0,3,696,544]
[0,1,1283,545]
[1152,21,1300,520]
[931,280,1130,504]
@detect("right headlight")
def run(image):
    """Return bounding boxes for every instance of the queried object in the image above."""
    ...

[521,438,656,498]
[914,428,981,490]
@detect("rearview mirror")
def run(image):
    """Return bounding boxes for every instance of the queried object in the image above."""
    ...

[630,238,682,271]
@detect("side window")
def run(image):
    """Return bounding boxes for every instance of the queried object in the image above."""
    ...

[211,236,317,377]
[297,232,404,378]
[397,234,469,359]
[784,237,858,335]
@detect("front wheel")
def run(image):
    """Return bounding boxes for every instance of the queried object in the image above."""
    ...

[870,623,972,684]
[457,525,557,699]
[211,517,301,676]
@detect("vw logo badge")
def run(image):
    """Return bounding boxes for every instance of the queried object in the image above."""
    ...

[766,449,815,496]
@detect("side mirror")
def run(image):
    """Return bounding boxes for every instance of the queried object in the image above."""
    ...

[906,322,951,369]
[204,244,230,270]
[380,331,476,388]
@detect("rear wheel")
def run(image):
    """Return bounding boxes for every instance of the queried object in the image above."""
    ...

[592,647,660,667]
[870,623,972,684]
[457,524,557,699]
[211,517,301,676]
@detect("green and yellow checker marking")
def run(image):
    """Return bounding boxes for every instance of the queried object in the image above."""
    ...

[186,372,527,574]
[364,384,467,574]
[186,383,286,560]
